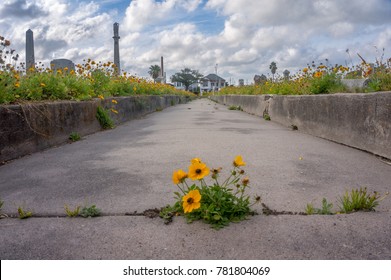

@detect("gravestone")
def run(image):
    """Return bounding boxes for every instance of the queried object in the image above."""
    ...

[254,74,267,85]
[50,59,75,72]
[283,69,290,80]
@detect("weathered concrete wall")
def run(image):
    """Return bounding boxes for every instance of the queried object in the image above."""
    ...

[211,92,391,159]
[0,95,192,162]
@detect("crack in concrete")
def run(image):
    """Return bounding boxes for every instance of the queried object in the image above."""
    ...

[0,208,163,219]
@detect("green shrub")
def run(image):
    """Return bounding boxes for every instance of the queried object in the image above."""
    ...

[309,73,345,94]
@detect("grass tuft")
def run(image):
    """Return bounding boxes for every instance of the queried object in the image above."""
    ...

[338,187,388,213]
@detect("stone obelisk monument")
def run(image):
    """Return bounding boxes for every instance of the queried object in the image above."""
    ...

[160,56,165,83]
[113,22,121,75]
[26,29,35,71]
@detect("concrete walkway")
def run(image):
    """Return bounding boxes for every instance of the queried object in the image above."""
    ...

[0,98,390,259]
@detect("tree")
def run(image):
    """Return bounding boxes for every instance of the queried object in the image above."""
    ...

[171,68,203,91]
[269,61,277,82]
[148,65,161,82]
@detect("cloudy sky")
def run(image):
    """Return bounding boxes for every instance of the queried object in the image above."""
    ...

[1,0,391,84]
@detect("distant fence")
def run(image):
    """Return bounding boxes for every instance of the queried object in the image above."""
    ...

[210,92,391,159]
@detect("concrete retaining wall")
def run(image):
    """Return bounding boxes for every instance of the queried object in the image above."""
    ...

[0,95,192,162]
[211,92,391,159]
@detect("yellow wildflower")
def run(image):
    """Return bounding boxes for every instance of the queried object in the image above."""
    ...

[303,67,308,73]
[191,158,202,164]
[98,94,104,100]
[112,99,118,104]
[188,162,210,180]
[111,108,118,114]
[172,169,188,184]
[313,71,323,78]
[40,83,46,87]
[14,82,20,88]
[182,190,201,213]
[233,155,246,167]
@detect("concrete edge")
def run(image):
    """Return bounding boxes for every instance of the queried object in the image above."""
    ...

[0,95,195,162]
[210,92,391,160]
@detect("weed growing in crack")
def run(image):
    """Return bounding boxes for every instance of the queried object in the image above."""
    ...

[228,105,242,111]
[64,204,81,217]
[306,198,334,215]
[96,106,114,129]
[17,206,33,219]
[69,132,81,142]
[263,113,271,121]
[338,187,389,213]
[306,188,388,215]
[80,204,101,218]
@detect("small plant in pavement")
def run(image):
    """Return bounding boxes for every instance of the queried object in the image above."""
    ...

[64,204,81,217]
[305,198,333,215]
[17,206,33,219]
[80,204,101,218]
[69,132,81,142]
[306,188,388,215]
[161,156,261,229]
[263,113,271,121]
[338,187,389,213]
[228,105,242,111]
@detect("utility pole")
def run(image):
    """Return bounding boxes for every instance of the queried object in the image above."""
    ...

[215,63,218,92]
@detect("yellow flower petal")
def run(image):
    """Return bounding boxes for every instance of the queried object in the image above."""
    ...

[233,155,246,167]
[182,190,201,213]
[172,169,188,184]
[188,162,210,180]
[191,158,202,164]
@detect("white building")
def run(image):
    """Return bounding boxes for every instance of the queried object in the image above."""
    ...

[172,73,226,92]
[201,74,226,92]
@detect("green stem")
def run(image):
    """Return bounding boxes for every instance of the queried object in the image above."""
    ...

[183,180,190,191]
[221,167,238,187]
[177,184,186,195]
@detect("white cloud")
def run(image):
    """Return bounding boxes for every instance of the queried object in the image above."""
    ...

[1,0,391,82]
[123,0,203,31]
[328,22,355,37]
